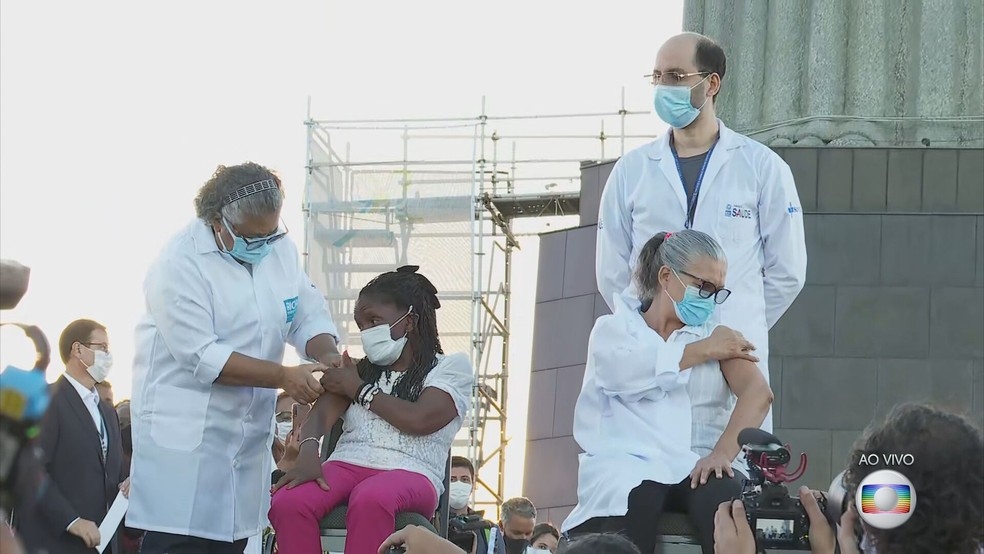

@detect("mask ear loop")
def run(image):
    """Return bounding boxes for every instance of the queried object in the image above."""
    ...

[691,74,713,111]
[390,305,414,338]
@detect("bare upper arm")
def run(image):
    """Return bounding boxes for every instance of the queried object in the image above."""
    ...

[720,357,771,397]
[414,386,459,435]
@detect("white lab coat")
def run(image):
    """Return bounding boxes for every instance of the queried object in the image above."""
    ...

[128,219,337,542]
[562,291,704,532]
[595,120,807,432]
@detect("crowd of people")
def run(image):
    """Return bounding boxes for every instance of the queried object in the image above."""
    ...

[3,29,982,554]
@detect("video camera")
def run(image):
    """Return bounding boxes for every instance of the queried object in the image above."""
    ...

[448,513,494,551]
[737,427,826,552]
[0,260,52,514]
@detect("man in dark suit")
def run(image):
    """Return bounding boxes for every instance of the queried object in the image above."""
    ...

[15,319,128,554]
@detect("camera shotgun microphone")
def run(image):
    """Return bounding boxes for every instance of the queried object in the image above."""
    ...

[737,427,783,449]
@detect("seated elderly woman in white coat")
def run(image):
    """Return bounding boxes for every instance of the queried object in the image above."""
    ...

[562,229,774,554]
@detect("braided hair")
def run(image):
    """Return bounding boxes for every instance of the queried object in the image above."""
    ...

[356,265,443,401]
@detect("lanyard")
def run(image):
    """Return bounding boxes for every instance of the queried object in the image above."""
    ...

[671,141,717,229]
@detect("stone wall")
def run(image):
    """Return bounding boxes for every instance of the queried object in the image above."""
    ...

[523,148,984,526]
[681,0,984,148]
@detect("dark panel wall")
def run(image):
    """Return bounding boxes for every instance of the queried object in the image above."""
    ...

[524,148,984,523]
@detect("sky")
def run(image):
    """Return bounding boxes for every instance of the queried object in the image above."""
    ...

[0,0,683,505]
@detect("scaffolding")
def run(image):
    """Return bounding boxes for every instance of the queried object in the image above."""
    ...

[301,91,655,516]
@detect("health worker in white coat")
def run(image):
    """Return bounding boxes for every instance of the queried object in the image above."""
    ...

[128,162,340,554]
[596,33,806,433]
[564,230,773,554]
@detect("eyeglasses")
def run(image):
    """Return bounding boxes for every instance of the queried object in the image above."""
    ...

[81,342,110,353]
[644,70,710,86]
[679,270,731,304]
[275,411,292,423]
[225,218,289,251]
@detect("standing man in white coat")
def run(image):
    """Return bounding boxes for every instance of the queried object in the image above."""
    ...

[128,162,340,554]
[596,33,806,433]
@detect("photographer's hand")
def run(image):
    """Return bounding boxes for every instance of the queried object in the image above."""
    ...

[378,525,464,554]
[836,505,862,554]
[798,486,835,554]
[713,500,756,554]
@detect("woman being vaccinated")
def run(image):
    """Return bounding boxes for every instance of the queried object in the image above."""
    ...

[563,230,774,554]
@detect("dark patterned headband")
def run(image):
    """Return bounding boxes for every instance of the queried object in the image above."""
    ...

[222,179,280,207]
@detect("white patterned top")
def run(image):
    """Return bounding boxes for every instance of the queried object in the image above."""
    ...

[328,353,474,496]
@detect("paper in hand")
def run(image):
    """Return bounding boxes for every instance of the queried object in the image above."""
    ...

[97,491,128,553]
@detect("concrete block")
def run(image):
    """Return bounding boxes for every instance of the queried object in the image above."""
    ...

[594,292,612,320]
[973,359,984,428]
[522,437,581,509]
[769,356,783,429]
[598,161,616,196]
[527,369,557,441]
[772,428,833,491]
[817,150,854,212]
[553,364,586,438]
[887,150,923,211]
[806,215,881,285]
[930,287,984,359]
[876,358,976,419]
[880,216,932,285]
[770,286,836,356]
[781,358,878,430]
[537,232,567,303]
[545,506,575,528]
[928,359,976,416]
[532,295,595,370]
[835,287,929,358]
[579,165,602,227]
[831,430,862,474]
[563,227,599,298]
[922,150,959,212]
[957,149,984,213]
[977,217,984,287]
[852,149,888,211]
[785,149,818,211]
[930,216,978,285]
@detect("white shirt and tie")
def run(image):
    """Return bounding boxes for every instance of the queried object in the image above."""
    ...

[62,372,108,531]
[128,219,338,543]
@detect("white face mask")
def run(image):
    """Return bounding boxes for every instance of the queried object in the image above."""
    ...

[275,421,292,442]
[448,480,472,510]
[361,306,412,366]
[526,549,551,554]
[80,345,113,383]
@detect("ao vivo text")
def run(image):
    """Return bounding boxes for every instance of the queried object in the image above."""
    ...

[858,453,915,466]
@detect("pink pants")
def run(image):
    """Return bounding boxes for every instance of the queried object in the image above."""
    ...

[268,460,438,554]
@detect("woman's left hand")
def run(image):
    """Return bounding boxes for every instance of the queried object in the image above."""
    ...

[281,430,301,464]
[690,450,735,488]
[319,351,363,399]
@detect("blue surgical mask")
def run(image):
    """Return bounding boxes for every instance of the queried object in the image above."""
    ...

[220,217,275,264]
[653,76,710,129]
[665,269,716,326]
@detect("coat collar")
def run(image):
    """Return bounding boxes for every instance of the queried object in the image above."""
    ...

[612,290,705,339]
[193,219,221,255]
[647,119,744,219]
[647,118,743,162]
[55,375,107,466]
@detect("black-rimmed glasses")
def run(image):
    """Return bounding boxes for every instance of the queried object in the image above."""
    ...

[679,270,731,304]
[226,218,289,251]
